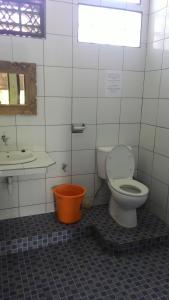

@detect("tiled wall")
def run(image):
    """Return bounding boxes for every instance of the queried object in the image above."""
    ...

[138,0,169,224]
[0,0,149,220]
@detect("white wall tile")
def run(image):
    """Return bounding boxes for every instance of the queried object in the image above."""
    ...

[72,125,96,150]
[99,45,123,70]
[45,67,72,97]
[162,38,169,68]
[120,99,141,123]
[46,151,71,178]
[17,126,45,151]
[72,4,78,37]
[97,98,120,124]
[0,208,19,220]
[0,126,17,150]
[0,36,12,60]
[37,66,45,97]
[146,40,163,70]
[140,124,156,151]
[46,202,55,213]
[155,127,169,157]
[73,69,98,97]
[165,7,169,38]
[160,69,169,98]
[150,0,167,13]
[19,173,45,181]
[157,99,169,128]
[46,125,71,152]
[46,1,72,35]
[124,46,146,71]
[0,116,15,127]
[148,9,166,42]
[44,35,72,67]
[20,204,46,217]
[153,153,169,184]
[73,39,99,68]
[122,71,144,98]
[96,124,119,147]
[72,98,97,124]
[151,179,168,214]
[12,36,43,64]
[132,146,139,170]
[141,99,158,125]
[143,71,161,98]
[0,181,18,209]
[16,98,45,126]
[72,174,94,197]
[45,98,71,125]
[19,179,46,206]
[72,150,95,174]
[94,174,102,193]
[137,170,152,189]
[138,148,153,175]
[119,124,140,146]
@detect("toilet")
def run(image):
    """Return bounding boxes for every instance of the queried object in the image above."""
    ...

[97,145,149,228]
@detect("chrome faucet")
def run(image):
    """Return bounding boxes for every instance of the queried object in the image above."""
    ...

[1,135,9,146]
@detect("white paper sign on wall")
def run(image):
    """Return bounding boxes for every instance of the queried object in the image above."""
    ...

[105,71,122,97]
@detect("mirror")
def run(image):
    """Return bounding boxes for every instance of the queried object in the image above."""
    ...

[0,61,37,115]
[0,73,25,105]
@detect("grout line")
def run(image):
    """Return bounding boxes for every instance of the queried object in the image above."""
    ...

[42,37,48,213]
[70,1,74,184]
[138,7,150,181]
[149,5,168,218]
[94,43,100,200]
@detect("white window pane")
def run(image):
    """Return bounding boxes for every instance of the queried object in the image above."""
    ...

[78,5,142,47]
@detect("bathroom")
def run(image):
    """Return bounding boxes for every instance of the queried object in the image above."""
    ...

[1,0,169,298]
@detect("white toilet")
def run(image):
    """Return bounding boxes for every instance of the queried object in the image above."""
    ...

[97,145,149,228]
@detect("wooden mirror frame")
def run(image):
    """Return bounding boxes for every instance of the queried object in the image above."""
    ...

[0,61,37,115]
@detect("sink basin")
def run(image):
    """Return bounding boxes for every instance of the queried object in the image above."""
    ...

[0,150,36,165]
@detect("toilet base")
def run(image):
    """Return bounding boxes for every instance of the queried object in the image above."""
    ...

[109,196,137,228]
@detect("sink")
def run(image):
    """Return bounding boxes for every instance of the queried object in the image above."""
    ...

[0,150,36,165]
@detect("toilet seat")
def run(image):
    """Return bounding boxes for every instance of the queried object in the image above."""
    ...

[106,145,135,180]
[109,178,149,197]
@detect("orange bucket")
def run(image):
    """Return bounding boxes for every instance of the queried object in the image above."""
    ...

[53,184,86,224]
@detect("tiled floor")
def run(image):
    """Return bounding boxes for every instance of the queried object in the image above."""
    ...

[1,236,169,300]
[1,205,169,255]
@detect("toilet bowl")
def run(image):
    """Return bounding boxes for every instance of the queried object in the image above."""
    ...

[97,145,149,228]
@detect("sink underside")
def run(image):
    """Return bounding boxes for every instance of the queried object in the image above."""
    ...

[0,150,36,165]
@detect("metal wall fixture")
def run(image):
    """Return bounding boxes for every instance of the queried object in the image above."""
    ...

[71,123,86,133]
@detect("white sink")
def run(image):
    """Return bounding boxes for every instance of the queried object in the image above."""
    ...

[0,150,36,165]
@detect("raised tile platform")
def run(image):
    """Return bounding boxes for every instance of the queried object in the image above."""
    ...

[1,205,169,256]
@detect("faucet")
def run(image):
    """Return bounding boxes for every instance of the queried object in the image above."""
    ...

[1,134,9,146]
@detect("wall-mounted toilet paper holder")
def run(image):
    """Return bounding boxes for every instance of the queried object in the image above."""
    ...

[72,123,86,133]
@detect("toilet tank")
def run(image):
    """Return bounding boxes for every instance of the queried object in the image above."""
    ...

[97,146,113,179]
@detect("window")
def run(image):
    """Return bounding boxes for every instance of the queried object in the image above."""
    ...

[78,4,142,47]
[0,0,45,38]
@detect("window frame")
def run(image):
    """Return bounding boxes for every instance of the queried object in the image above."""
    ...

[0,0,46,38]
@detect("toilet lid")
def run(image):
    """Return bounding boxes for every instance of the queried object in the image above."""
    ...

[106,145,135,180]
